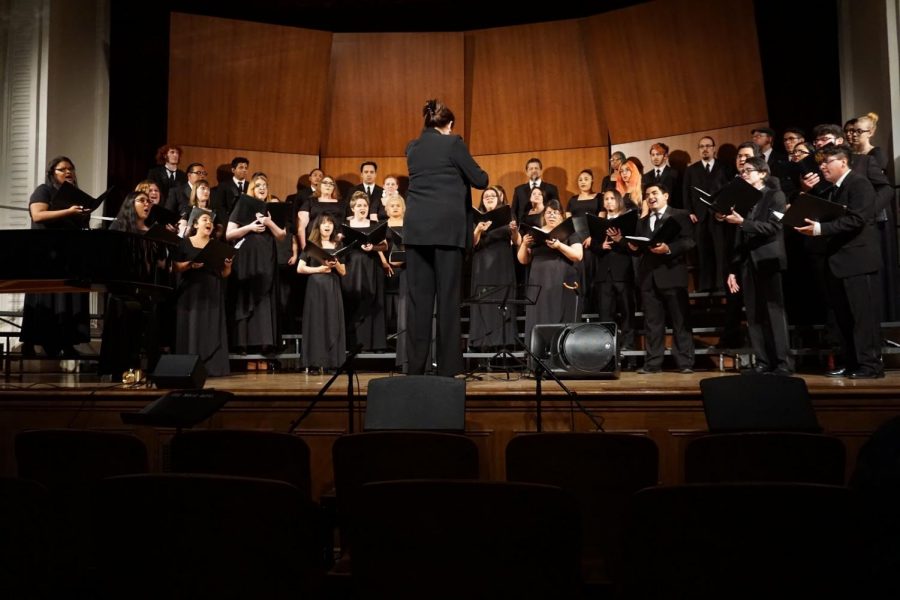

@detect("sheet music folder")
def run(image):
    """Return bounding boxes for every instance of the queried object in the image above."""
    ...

[473,205,512,231]
[304,241,352,264]
[625,216,682,248]
[584,210,639,239]
[341,221,388,246]
[781,192,847,227]
[51,181,110,212]
[192,239,236,270]
[526,217,577,246]
[697,177,762,216]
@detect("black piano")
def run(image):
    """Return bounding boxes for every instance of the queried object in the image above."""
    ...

[0,229,175,296]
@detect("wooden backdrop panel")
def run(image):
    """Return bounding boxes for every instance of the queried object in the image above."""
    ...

[320,156,411,201]
[472,147,610,207]
[583,0,767,143]
[168,13,332,154]
[466,21,607,156]
[322,32,465,158]
[179,145,319,202]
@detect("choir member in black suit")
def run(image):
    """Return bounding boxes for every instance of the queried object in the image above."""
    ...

[517,200,583,350]
[752,127,790,176]
[165,162,207,216]
[297,213,347,373]
[173,209,232,377]
[212,156,250,217]
[601,152,625,192]
[226,174,287,357]
[682,136,731,292]
[592,190,636,352]
[469,186,518,351]
[20,156,90,358]
[405,99,489,376]
[146,144,186,200]
[641,143,682,208]
[624,183,695,374]
[795,145,883,378]
[342,191,388,351]
[723,157,792,374]
[347,161,385,221]
[512,157,559,225]
[782,128,806,155]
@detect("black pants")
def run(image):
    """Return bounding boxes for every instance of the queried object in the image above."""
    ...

[826,268,882,373]
[742,265,791,371]
[641,284,694,370]
[406,245,464,376]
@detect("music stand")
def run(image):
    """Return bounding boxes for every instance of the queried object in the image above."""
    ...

[463,283,540,379]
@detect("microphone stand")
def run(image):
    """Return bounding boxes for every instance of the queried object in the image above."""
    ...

[287,343,364,434]
[517,340,604,432]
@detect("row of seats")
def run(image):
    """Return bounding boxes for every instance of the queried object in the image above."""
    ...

[6,425,893,598]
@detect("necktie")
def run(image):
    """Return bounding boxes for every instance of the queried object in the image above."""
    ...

[366,185,372,196]
[705,163,711,174]
[531,182,537,190]
[169,170,175,181]
[240,181,246,193]
[655,169,661,180]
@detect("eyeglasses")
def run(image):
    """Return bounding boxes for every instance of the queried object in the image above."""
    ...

[791,150,810,157]
[54,167,75,173]
[820,157,842,166]
[545,210,562,217]
[189,170,208,176]
[134,197,150,204]
[321,181,335,186]
[697,143,715,149]
[739,168,758,175]
[814,136,835,144]
[845,128,870,135]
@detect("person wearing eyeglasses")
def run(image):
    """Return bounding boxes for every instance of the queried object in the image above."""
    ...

[722,157,792,375]
[165,162,207,216]
[781,128,806,154]
[20,156,90,359]
[794,145,883,379]
[601,151,626,193]
[298,176,347,245]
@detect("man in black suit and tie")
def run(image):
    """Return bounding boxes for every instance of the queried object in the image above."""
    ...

[212,156,250,217]
[512,158,559,225]
[624,183,695,374]
[795,145,883,378]
[347,161,384,221]
[405,99,488,376]
[682,136,731,292]
[641,143,681,208]
[146,144,186,199]
[165,162,207,216]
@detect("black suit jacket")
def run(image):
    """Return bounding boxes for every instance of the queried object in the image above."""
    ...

[731,187,787,273]
[633,207,695,290]
[404,128,488,249]
[682,160,730,219]
[347,183,385,218]
[512,181,559,224]
[642,165,681,207]
[212,179,246,217]
[819,170,880,278]
[147,165,187,199]
[164,183,192,216]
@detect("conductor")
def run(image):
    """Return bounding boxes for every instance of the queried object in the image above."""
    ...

[405,99,489,376]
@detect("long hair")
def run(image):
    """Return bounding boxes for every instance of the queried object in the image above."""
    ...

[189,179,211,208]
[155,144,182,165]
[112,191,147,232]
[616,160,643,210]
[478,186,506,212]
[308,213,340,246]
[45,156,76,188]
[602,189,626,216]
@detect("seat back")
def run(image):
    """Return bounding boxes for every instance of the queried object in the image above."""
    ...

[699,374,820,432]
[353,480,582,599]
[365,375,465,431]
[0,478,52,597]
[170,429,312,500]
[685,432,845,484]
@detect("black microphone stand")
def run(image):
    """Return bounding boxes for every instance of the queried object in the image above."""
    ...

[287,343,364,434]
[517,340,604,432]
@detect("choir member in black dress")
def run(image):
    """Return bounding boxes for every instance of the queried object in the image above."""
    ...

[469,186,518,351]
[178,179,216,237]
[723,157,792,375]
[566,169,603,313]
[173,209,232,377]
[375,175,402,222]
[380,196,408,371]
[591,189,636,351]
[226,174,287,354]
[405,99,489,376]
[616,159,644,215]
[601,152,625,193]
[520,186,547,229]
[297,175,347,243]
[342,191,388,351]
[517,200,584,350]
[272,193,301,337]
[297,213,347,373]
[135,180,163,208]
[20,156,90,358]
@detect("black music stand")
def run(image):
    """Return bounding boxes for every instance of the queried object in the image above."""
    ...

[463,283,539,379]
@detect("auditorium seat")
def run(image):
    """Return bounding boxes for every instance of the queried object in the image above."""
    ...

[0,477,52,598]
[352,479,582,599]
[505,432,658,591]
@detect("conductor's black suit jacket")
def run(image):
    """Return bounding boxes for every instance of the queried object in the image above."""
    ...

[404,128,489,249]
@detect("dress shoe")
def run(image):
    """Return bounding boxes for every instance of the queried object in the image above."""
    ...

[825,367,847,378]
[744,365,769,375]
[679,368,695,374]
[636,367,661,374]
[849,369,885,379]
[767,367,794,377]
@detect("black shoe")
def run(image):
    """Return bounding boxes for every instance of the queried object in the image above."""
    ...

[767,367,794,376]
[637,367,661,374]
[849,369,885,379]
[825,367,847,378]
[679,368,695,374]
[744,365,769,375]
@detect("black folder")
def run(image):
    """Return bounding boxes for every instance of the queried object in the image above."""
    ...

[708,177,763,217]
[625,216,682,248]
[388,227,405,263]
[526,217,577,246]
[606,209,639,237]
[473,205,512,232]
[144,223,181,245]
[304,241,352,264]
[146,204,181,227]
[50,181,110,212]
[341,221,388,246]
[192,239,236,271]
[781,192,847,227]
[265,202,291,227]
[231,194,267,223]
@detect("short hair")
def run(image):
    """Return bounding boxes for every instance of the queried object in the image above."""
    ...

[309,167,324,177]
[526,157,543,170]
[579,168,594,180]
[744,156,770,175]
[751,127,775,137]
[185,162,204,176]
[650,142,669,155]
[423,99,454,128]
[541,199,563,226]
[231,156,249,169]
[478,186,506,212]
[360,161,378,172]
[783,127,805,139]
[818,144,852,162]
[699,136,716,146]
[385,195,406,213]
[611,151,626,162]
[645,182,669,196]
[812,124,843,139]
[155,144,182,165]
[736,142,761,156]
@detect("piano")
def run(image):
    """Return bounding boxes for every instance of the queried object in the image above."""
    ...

[0,229,175,296]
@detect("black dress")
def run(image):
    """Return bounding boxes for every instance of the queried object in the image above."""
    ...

[174,237,230,376]
[341,222,387,351]
[302,198,348,237]
[20,184,90,356]
[300,249,346,369]
[228,198,279,350]
[385,226,408,371]
[567,194,602,313]
[273,200,301,335]
[469,225,517,350]
[524,235,582,350]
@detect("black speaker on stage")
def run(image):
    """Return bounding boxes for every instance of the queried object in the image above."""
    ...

[529,322,619,379]
[150,355,207,389]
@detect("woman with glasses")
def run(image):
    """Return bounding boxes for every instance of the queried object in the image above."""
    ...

[226,173,287,363]
[298,176,347,243]
[517,199,583,350]
[722,157,792,375]
[20,156,90,358]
